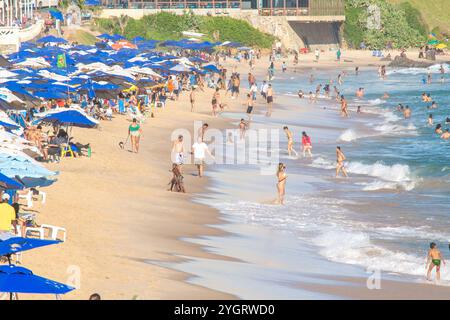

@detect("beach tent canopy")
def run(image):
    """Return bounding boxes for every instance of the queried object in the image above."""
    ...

[48,9,64,21]
[0,120,21,132]
[0,99,26,111]
[170,64,192,73]
[84,0,101,5]
[203,64,220,73]
[0,236,60,257]
[37,35,67,44]
[0,264,74,295]
[436,43,447,49]
[33,109,99,128]
[0,172,23,190]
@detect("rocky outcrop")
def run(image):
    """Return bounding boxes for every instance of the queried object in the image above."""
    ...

[388,56,435,68]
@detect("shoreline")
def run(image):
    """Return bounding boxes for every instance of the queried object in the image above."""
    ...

[21,50,450,300]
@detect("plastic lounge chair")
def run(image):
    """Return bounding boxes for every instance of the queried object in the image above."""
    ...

[41,224,66,242]
[25,227,45,239]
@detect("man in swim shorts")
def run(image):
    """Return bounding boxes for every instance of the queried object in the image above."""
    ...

[426,242,445,282]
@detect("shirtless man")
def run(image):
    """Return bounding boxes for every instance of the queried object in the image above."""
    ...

[340,95,348,117]
[266,84,274,117]
[172,135,185,171]
[426,242,445,282]
[198,123,209,142]
[211,88,220,116]
[441,129,450,140]
[336,146,348,178]
[403,106,411,119]
[239,118,248,140]
[283,126,298,157]
[190,86,196,112]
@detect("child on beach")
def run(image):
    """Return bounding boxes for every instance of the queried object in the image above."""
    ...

[168,163,185,193]
[426,242,445,282]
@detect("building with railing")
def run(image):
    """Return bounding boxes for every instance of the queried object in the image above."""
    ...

[100,0,344,16]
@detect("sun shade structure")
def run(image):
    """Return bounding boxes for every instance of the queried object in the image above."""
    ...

[0,264,74,296]
[0,237,60,257]
[33,109,99,128]
[36,35,67,44]
[0,172,23,190]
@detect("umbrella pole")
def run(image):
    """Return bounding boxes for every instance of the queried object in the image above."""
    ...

[7,254,11,265]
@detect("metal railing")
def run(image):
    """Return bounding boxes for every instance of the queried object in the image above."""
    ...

[103,0,241,9]
[258,0,344,16]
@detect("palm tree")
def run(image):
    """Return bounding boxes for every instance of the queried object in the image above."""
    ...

[112,14,129,35]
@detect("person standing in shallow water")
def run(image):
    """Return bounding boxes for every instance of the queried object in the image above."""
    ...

[276,163,287,205]
[336,146,348,178]
[426,242,445,282]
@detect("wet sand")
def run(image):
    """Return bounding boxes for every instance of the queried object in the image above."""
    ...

[17,49,450,300]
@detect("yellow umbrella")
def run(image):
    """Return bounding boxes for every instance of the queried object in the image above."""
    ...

[123,85,138,93]
[436,43,447,49]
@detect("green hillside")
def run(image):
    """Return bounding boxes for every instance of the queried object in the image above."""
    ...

[388,0,450,36]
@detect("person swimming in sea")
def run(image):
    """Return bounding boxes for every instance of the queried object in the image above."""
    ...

[428,114,433,126]
[403,105,411,119]
[298,90,304,99]
[441,129,450,140]
[435,124,443,134]
[357,106,362,113]
[426,242,445,282]
[445,117,450,125]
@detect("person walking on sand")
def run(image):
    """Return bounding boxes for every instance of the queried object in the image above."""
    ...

[276,163,287,205]
[172,135,185,172]
[426,242,445,282]
[211,88,220,117]
[128,118,142,153]
[283,126,298,157]
[336,146,348,178]
[191,138,214,178]
[190,86,196,112]
[301,131,312,158]
[314,48,320,62]
[198,123,209,142]
[244,93,254,121]
[266,84,274,117]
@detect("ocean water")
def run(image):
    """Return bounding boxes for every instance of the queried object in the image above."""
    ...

[170,64,450,298]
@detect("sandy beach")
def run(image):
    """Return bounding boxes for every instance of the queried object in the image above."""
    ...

[15,48,450,300]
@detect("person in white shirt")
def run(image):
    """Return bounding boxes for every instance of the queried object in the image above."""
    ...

[250,83,258,100]
[191,138,214,178]
[260,81,269,99]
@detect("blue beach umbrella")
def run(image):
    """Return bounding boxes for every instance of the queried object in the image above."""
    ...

[0,237,60,259]
[0,172,23,190]
[0,264,74,298]
[37,35,67,44]
[33,110,98,128]
[0,120,20,131]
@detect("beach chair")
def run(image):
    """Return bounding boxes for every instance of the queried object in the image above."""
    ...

[18,189,46,209]
[24,227,45,239]
[41,224,67,242]
[61,143,75,158]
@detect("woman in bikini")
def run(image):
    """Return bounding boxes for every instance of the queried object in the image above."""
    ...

[128,118,142,153]
[283,126,298,157]
[336,146,348,178]
[276,163,287,205]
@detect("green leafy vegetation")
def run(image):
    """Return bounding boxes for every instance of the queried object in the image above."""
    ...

[93,11,276,48]
[343,0,428,49]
